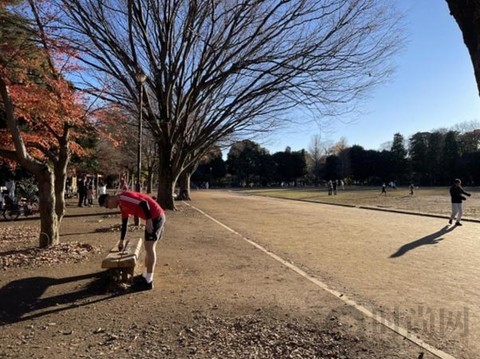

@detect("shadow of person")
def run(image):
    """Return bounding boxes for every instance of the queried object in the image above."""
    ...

[389,225,455,258]
[0,271,124,325]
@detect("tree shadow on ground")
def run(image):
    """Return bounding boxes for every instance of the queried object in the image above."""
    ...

[389,225,455,258]
[0,271,129,325]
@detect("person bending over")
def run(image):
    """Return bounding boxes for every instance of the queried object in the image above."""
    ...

[99,191,166,290]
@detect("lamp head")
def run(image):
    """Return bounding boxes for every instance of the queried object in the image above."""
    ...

[135,71,147,83]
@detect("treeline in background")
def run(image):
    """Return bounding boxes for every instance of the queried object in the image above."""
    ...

[193,129,480,188]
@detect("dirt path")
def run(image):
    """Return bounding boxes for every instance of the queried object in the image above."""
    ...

[190,190,480,358]
[1,190,476,358]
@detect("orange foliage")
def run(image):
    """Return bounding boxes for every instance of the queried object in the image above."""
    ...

[0,1,88,163]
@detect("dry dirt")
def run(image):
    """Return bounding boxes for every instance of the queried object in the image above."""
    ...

[0,189,474,358]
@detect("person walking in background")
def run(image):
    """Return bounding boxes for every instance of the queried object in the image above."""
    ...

[449,178,471,226]
[409,183,415,196]
[98,191,166,291]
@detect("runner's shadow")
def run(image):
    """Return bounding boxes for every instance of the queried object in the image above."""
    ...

[389,225,455,258]
[0,271,125,325]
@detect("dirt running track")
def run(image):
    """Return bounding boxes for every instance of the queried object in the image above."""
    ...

[190,190,480,358]
[0,189,478,358]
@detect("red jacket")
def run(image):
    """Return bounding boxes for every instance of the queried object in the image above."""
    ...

[118,191,164,219]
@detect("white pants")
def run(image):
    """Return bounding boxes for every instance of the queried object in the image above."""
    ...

[450,203,463,222]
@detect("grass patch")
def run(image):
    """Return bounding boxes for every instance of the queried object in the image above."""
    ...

[239,185,480,219]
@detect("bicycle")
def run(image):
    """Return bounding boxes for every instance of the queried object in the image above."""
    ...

[1,195,39,221]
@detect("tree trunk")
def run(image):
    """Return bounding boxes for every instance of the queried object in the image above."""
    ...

[156,162,176,210]
[35,166,59,248]
[0,78,59,248]
[155,139,181,210]
[178,169,192,201]
[54,164,67,222]
[53,137,69,222]
[446,0,480,95]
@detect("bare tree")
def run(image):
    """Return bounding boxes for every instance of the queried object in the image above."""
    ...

[330,137,349,156]
[53,0,404,209]
[446,0,480,96]
[307,134,326,185]
[453,120,480,133]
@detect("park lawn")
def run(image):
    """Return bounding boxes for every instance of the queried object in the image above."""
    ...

[240,185,480,219]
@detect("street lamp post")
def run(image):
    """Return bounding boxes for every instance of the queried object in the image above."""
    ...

[135,71,147,193]
[134,71,147,225]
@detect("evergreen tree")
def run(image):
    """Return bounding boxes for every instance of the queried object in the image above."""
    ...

[443,131,460,183]
[390,133,408,182]
[409,132,430,185]
[226,140,269,187]
[349,145,367,183]
[426,132,445,185]
[272,148,307,186]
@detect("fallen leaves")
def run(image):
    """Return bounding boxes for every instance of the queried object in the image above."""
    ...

[0,225,39,245]
[43,314,369,359]
[0,225,100,271]
[171,315,354,358]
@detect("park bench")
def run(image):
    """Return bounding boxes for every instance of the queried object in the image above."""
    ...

[101,237,143,282]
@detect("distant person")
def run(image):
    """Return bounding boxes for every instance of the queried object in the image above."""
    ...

[84,179,91,206]
[98,181,107,196]
[77,175,87,207]
[117,174,129,193]
[6,179,15,198]
[332,180,337,195]
[99,191,166,291]
[327,180,333,195]
[86,185,94,206]
[449,178,471,226]
[380,183,387,196]
[409,183,415,196]
[387,180,396,189]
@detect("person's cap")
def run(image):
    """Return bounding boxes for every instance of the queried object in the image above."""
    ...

[98,194,109,207]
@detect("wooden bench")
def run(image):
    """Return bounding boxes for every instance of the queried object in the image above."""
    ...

[101,238,143,282]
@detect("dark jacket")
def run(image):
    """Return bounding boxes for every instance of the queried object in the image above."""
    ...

[449,185,470,203]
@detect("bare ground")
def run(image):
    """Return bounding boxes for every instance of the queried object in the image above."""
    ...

[0,187,472,358]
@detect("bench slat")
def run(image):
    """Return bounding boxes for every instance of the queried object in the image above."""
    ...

[101,237,143,269]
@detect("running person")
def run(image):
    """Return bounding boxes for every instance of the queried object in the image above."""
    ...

[99,191,166,290]
[380,182,387,196]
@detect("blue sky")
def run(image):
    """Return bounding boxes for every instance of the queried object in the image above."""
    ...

[263,0,480,154]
